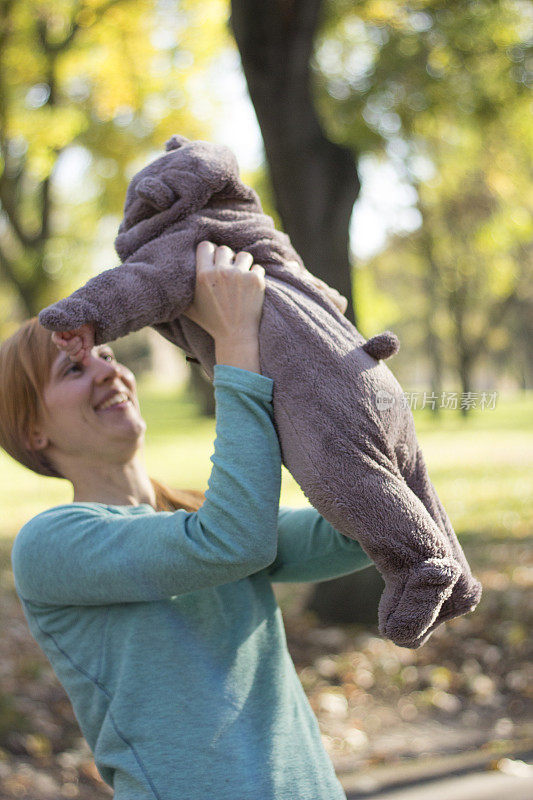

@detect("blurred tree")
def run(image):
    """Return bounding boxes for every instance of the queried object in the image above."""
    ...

[361,117,532,408]
[0,0,228,328]
[230,0,360,326]
[314,0,532,398]
[230,0,531,620]
[308,0,531,619]
[228,0,531,391]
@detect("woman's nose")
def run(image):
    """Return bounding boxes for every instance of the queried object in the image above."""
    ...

[92,355,122,381]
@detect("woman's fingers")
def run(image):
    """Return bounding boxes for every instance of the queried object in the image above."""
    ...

[337,294,349,313]
[195,242,348,314]
[195,241,216,273]
[249,264,265,279]
[213,245,235,269]
[196,241,255,273]
[307,272,348,314]
[234,250,254,271]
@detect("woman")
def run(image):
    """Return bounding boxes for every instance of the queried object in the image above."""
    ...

[3,241,373,800]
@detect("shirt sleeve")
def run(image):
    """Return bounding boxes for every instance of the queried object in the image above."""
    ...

[11,365,282,606]
[258,505,373,583]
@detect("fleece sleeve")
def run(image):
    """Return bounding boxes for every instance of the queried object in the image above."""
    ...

[259,505,373,583]
[11,365,282,606]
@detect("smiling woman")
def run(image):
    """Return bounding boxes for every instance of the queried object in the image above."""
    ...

[0,316,204,512]
[2,242,372,800]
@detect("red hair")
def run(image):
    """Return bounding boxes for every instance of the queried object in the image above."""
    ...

[0,317,204,512]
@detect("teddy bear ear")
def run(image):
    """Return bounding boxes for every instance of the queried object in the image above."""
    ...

[165,135,189,152]
[136,176,177,210]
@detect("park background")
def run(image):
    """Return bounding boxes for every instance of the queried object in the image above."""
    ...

[0,0,531,797]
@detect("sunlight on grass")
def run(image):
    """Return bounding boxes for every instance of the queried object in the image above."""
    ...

[412,396,533,539]
[1,382,531,545]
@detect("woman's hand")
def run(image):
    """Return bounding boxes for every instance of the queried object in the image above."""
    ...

[310,275,349,315]
[183,242,266,343]
[287,261,348,315]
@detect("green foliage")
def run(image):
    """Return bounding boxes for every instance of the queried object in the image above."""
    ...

[0,0,233,330]
[314,0,532,389]
[353,260,403,336]
[316,0,531,150]
[2,0,531,391]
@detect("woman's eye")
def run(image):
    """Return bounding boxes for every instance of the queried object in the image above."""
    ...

[65,352,114,374]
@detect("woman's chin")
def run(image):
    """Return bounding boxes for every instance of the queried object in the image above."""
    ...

[103,406,146,438]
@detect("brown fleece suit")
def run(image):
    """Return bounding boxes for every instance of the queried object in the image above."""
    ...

[39,135,482,648]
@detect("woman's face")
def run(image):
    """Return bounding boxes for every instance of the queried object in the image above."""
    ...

[36,344,146,466]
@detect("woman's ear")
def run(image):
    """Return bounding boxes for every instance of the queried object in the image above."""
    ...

[25,431,49,452]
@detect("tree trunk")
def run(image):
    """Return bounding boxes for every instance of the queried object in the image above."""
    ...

[427,322,443,413]
[420,231,444,414]
[520,298,533,390]
[230,0,360,326]
[452,301,473,418]
[187,361,216,417]
[306,565,383,627]
[0,12,59,321]
[458,351,474,417]
[230,0,386,625]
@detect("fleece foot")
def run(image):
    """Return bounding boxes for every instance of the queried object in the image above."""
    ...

[378,558,462,648]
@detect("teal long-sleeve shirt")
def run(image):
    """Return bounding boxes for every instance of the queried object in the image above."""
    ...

[11,364,373,800]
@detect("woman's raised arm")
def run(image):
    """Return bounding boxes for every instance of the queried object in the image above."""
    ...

[11,365,281,605]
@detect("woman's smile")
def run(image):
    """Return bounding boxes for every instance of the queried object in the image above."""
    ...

[97,398,132,412]
[94,391,133,413]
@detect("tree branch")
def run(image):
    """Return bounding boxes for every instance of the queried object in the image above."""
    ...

[0,236,20,285]
[36,0,130,54]
[230,0,360,324]
[0,180,37,247]
[471,289,518,362]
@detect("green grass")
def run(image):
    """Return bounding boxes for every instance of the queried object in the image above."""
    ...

[1,383,531,547]
[409,393,533,540]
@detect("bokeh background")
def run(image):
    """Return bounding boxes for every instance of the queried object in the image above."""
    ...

[0,1,532,797]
